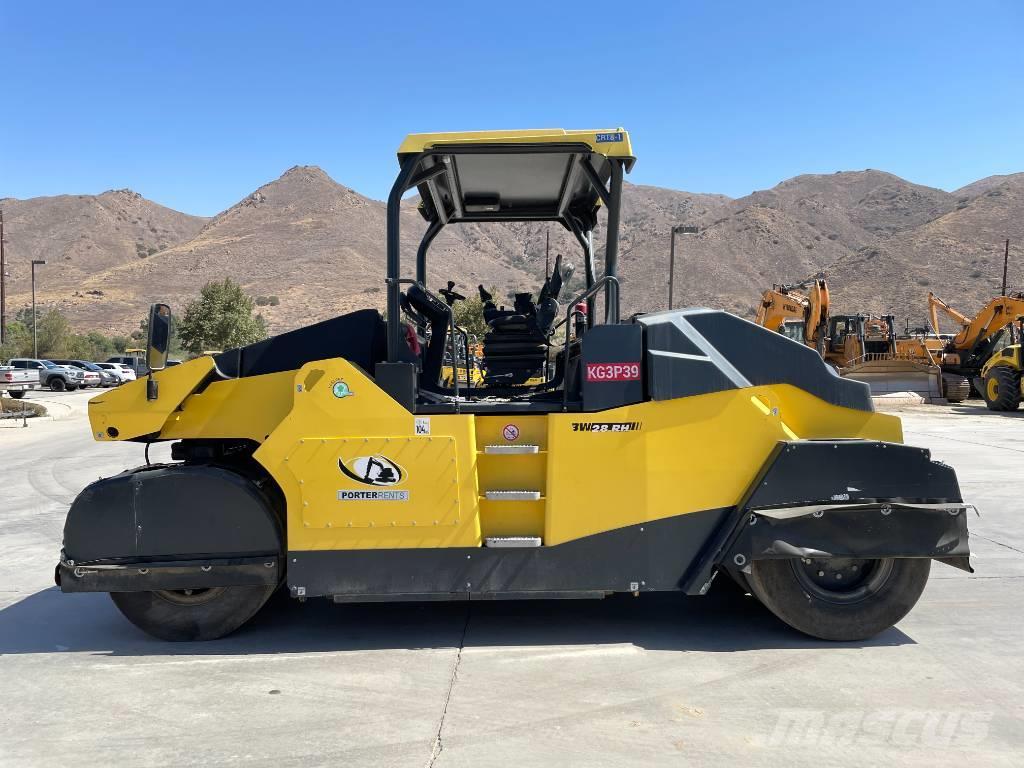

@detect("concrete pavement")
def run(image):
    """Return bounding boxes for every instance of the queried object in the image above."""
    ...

[0,390,1022,766]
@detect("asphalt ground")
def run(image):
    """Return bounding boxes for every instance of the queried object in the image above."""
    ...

[0,389,1021,766]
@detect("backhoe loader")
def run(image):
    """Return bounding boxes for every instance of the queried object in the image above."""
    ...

[57,129,972,643]
[928,291,1024,397]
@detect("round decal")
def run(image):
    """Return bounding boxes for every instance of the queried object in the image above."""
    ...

[502,424,520,441]
[339,455,403,486]
[332,380,352,398]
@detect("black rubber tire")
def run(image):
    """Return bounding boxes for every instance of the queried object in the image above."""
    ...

[110,584,275,641]
[49,378,66,392]
[981,366,1021,411]
[7,390,25,399]
[747,557,931,641]
[941,374,971,404]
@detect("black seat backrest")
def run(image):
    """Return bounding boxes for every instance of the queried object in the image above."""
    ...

[405,284,450,387]
[215,308,386,378]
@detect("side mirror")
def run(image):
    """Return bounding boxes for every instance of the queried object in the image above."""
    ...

[146,303,172,373]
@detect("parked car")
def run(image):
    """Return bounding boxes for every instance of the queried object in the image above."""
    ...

[95,362,136,383]
[106,354,147,377]
[0,364,40,399]
[49,359,115,388]
[6,358,88,391]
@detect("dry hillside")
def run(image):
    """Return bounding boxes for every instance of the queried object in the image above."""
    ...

[1,190,206,328]
[2,166,1022,337]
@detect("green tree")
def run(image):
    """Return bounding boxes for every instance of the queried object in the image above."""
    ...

[36,309,72,357]
[451,287,494,341]
[133,312,184,357]
[177,278,268,354]
[13,307,35,337]
[0,321,32,360]
[67,331,117,361]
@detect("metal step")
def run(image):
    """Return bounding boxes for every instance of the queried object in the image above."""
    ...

[485,536,542,548]
[484,490,542,501]
[484,444,540,454]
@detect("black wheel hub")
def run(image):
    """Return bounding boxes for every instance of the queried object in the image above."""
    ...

[791,557,894,604]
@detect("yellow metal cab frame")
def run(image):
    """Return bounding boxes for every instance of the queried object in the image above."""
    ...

[382,129,635,404]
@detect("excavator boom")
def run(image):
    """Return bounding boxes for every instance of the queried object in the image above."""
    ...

[929,291,1024,356]
[754,277,829,348]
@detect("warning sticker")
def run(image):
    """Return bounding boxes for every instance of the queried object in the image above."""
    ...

[502,424,520,441]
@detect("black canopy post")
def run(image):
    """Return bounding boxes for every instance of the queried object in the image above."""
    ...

[566,216,597,328]
[386,155,420,363]
[603,159,624,323]
[416,219,444,286]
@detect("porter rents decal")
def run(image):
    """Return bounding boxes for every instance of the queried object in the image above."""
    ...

[585,362,640,382]
[338,490,410,502]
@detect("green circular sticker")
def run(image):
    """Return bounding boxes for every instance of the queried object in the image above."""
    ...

[332,380,352,398]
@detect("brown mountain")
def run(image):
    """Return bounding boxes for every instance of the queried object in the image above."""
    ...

[1,189,207,326]
[2,166,1022,338]
[19,166,538,332]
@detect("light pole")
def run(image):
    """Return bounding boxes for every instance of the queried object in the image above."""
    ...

[1,208,7,344]
[31,259,45,358]
[668,225,699,310]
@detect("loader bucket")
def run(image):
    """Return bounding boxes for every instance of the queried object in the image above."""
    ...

[841,357,944,403]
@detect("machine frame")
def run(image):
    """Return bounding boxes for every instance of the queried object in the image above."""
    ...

[56,129,973,642]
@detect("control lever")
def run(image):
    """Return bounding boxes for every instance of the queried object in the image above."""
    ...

[439,280,466,307]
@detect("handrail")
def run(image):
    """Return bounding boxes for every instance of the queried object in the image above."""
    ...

[452,324,471,389]
[561,276,620,410]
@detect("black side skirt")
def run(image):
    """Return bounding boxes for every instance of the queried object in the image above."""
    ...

[288,509,730,600]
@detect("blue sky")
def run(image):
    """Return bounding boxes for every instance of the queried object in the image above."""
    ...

[1,1,1021,216]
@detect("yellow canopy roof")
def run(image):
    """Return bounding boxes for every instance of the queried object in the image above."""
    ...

[398,128,633,161]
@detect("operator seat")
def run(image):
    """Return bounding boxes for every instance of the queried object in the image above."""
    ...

[479,287,547,385]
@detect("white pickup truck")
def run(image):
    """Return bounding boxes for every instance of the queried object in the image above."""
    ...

[0,365,41,399]
[6,358,88,392]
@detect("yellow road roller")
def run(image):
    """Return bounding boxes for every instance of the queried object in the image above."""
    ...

[57,129,972,641]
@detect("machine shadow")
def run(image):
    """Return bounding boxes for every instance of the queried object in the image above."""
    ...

[0,584,914,658]
[946,404,1024,418]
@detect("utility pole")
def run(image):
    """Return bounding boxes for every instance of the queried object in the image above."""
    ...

[1,208,6,345]
[1002,238,1010,296]
[31,259,45,358]
[668,225,699,310]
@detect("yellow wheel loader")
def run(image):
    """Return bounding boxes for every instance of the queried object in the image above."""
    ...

[57,129,972,642]
[979,343,1024,411]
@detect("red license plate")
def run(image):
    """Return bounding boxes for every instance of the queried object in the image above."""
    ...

[585,362,641,382]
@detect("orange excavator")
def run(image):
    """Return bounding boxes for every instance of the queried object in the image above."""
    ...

[754,277,830,353]
[927,292,1024,395]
